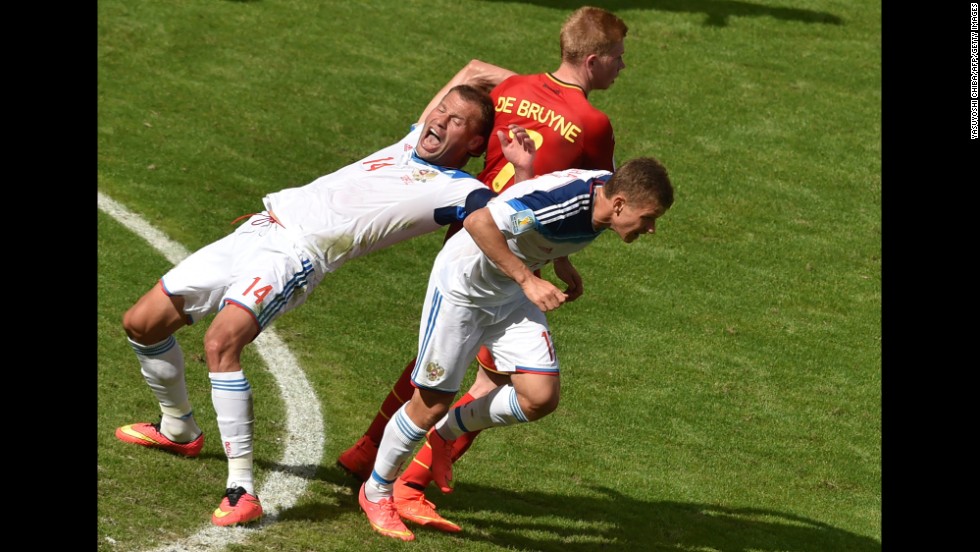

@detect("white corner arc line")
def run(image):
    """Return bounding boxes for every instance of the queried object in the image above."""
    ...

[99,191,325,552]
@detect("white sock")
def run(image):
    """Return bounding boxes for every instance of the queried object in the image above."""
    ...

[227,455,255,495]
[129,335,201,442]
[366,404,426,502]
[435,384,528,440]
[210,370,255,492]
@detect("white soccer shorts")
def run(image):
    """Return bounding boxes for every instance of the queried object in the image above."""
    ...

[160,212,320,330]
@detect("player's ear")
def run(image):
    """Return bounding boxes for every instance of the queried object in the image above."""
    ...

[613,195,627,215]
[584,53,600,72]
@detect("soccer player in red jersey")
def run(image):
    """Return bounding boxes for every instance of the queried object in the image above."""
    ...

[338,5,629,533]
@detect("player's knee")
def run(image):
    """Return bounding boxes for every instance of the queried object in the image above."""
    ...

[408,389,454,427]
[538,393,561,419]
[122,304,149,342]
[202,330,238,370]
[122,286,185,344]
[519,388,560,421]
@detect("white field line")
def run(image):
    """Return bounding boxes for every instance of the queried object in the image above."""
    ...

[98,192,325,552]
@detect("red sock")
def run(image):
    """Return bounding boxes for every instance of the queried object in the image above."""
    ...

[365,357,417,444]
[399,392,483,490]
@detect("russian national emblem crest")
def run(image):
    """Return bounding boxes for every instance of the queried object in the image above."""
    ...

[412,168,439,183]
[426,361,445,382]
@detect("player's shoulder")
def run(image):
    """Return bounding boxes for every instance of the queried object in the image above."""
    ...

[493,72,537,94]
[533,168,611,192]
[576,99,612,124]
[508,72,543,84]
[550,84,612,128]
[550,167,610,181]
[508,168,602,194]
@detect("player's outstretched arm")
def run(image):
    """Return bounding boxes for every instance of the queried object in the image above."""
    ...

[417,59,517,124]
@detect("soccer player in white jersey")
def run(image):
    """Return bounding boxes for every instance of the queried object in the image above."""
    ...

[113,80,534,527]
[359,157,675,541]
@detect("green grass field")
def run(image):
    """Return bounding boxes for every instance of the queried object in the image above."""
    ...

[98,1,881,550]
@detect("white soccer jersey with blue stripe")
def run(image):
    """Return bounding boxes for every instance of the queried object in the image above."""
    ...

[262,125,485,273]
[434,168,612,307]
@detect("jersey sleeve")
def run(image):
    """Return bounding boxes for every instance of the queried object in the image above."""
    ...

[486,196,523,238]
[432,178,491,225]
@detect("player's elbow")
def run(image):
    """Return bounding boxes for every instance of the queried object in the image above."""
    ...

[463,207,488,234]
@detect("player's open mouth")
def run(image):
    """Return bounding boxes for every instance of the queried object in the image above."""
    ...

[419,128,443,153]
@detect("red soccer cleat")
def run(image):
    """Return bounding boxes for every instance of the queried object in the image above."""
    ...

[337,435,379,481]
[394,482,461,533]
[359,483,415,541]
[211,486,263,526]
[115,422,204,458]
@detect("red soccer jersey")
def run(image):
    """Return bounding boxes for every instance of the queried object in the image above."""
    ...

[477,73,615,194]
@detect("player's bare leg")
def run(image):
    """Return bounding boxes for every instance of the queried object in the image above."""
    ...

[123,282,189,344]
[205,303,264,526]
[116,283,204,455]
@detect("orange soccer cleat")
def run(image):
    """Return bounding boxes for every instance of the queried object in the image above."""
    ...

[394,482,461,533]
[359,483,415,541]
[211,486,263,526]
[115,422,204,458]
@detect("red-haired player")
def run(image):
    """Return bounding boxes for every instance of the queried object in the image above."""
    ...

[338,5,629,533]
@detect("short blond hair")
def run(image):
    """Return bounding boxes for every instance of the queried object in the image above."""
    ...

[559,6,628,64]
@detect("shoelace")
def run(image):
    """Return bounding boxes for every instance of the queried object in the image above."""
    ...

[230,212,282,227]
[225,487,247,506]
[378,498,401,520]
